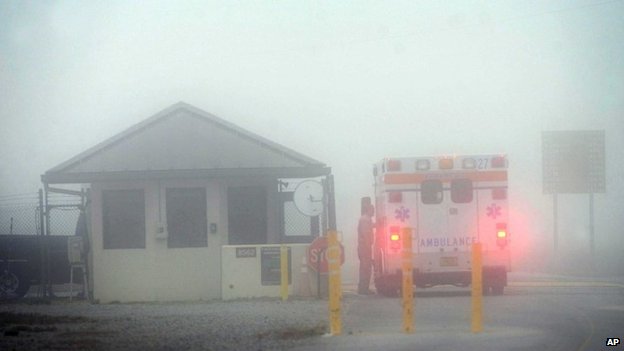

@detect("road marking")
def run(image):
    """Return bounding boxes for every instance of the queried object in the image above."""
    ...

[576,310,595,351]
[509,281,624,288]
[511,280,613,351]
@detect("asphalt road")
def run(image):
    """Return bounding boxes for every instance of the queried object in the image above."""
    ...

[2,275,623,350]
[295,280,624,351]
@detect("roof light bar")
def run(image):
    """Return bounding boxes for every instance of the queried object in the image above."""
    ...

[416,159,430,170]
[439,158,454,170]
[462,158,476,169]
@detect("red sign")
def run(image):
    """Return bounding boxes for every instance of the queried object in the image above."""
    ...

[307,236,345,273]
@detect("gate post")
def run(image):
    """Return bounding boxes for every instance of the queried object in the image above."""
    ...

[38,189,45,298]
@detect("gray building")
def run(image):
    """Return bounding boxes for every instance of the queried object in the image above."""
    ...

[43,102,331,301]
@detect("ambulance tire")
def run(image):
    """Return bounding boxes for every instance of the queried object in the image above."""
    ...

[482,283,491,296]
[377,284,399,297]
[483,266,506,296]
[491,284,504,296]
[375,275,400,297]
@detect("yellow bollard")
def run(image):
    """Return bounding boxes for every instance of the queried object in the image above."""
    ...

[471,242,483,333]
[402,227,414,333]
[327,230,342,335]
[280,245,289,301]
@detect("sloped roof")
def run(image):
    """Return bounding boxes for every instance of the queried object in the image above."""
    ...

[43,102,329,184]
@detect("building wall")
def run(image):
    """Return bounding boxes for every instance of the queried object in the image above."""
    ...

[221,244,311,300]
[89,177,285,302]
[90,179,222,302]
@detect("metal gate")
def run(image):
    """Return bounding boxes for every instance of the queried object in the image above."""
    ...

[40,186,86,298]
[0,188,86,299]
[278,175,336,244]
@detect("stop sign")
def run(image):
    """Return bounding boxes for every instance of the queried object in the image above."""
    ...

[307,236,345,273]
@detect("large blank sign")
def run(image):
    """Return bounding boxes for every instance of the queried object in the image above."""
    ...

[542,130,605,194]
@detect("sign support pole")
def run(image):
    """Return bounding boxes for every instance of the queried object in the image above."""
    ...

[589,193,595,261]
[553,193,558,251]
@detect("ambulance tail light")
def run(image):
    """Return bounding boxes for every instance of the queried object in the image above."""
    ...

[389,226,401,251]
[496,223,508,248]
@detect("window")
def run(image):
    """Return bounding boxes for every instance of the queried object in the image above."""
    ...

[492,188,507,200]
[451,179,473,203]
[103,189,145,249]
[166,188,208,248]
[228,186,267,245]
[421,180,443,204]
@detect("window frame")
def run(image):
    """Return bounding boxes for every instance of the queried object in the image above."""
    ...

[102,189,146,250]
[421,179,443,204]
[166,187,208,249]
[451,178,474,204]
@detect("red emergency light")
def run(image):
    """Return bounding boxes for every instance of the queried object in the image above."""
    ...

[496,223,508,248]
[389,226,401,251]
[492,156,507,168]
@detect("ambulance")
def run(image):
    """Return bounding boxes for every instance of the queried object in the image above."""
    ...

[372,155,510,296]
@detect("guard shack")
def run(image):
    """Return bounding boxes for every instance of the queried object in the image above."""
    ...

[42,102,333,302]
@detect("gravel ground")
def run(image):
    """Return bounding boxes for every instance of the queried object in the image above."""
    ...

[0,297,329,350]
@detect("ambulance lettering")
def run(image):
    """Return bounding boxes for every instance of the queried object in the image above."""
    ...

[419,236,478,248]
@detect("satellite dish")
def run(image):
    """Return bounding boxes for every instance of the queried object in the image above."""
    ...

[293,180,324,217]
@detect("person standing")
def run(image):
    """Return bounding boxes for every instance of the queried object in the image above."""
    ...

[358,203,375,295]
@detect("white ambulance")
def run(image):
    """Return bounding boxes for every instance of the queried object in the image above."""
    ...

[372,155,510,296]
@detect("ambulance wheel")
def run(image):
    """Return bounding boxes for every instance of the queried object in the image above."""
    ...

[377,284,399,297]
[375,276,400,297]
[482,283,491,296]
[483,266,506,296]
[491,284,504,296]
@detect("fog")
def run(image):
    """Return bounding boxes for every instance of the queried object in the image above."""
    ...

[1,1,623,277]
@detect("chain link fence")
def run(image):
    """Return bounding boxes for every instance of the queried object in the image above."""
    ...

[0,193,82,236]
[0,193,41,236]
[279,178,325,243]
[48,206,81,236]
[283,201,320,237]
[47,193,83,236]
[1,191,84,299]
